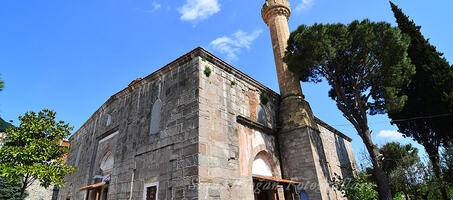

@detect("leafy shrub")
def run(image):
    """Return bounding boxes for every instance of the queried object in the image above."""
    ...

[204,66,211,77]
[332,173,378,200]
[260,92,269,105]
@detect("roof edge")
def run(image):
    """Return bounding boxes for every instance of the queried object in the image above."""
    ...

[197,47,280,99]
[70,47,280,140]
[314,117,352,142]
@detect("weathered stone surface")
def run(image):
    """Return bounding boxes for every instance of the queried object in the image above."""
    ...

[58,47,356,200]
[58,49,200,200]
[25,181,55,200]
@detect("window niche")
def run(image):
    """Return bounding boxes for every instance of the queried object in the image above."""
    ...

[106,114,112,127]
[256,105,268,127]
[150,99,162,135]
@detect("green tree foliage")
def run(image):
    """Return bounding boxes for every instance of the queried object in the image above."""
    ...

[0,109,76,199]
[389,2,453,199]
[284,19,414,200]
[364,143,425,198]
[333,172,378,200]
[0,176,25,200]
[0,117,13,132]
[380,143,426,198]
[380,142,419,174]
[442,146,453,186]
[389,161,444,199]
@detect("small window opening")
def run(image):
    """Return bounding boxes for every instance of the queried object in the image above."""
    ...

[106,114,112,127]
[150,99,162,134]
[143,182,158,200]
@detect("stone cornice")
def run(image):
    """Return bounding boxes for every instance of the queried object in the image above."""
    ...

[261,1,291,25]
[236,115,277,136]
[314,117,352,142]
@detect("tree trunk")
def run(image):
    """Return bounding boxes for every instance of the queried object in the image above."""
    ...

[19,178,28,200]
[360,129,393,200]
[426,146,452,200]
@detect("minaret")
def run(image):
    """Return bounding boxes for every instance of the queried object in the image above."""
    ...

[261,0,317,131]
[262,1,327,199]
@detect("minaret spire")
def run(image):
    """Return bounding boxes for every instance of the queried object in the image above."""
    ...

[262,0,317,130]
[261,0,301,99]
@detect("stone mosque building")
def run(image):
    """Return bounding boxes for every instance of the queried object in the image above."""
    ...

[58,0,357,199]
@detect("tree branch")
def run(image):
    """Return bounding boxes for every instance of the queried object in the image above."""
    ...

[319,65,362,132]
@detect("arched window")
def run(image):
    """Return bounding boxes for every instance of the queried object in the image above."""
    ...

[150,99,162,134]
[106,114,112,127]
[256,105,268,127]
[100,152,114,174]
[252,155,273,177]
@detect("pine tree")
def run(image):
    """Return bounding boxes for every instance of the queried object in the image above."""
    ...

[284,19,414,200]
[389,2,453,199]
[0,176,24,200]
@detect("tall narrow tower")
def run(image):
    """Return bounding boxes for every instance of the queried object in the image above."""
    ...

[261,0,317,131]
[262,1,328,199]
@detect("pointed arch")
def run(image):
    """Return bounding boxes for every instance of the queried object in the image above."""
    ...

[250,150,277,177]
[252,155,273,177]
[100,152,114,173]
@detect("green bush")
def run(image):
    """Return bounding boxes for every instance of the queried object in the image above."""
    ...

[204,66,211,77]
[332,173,378,200]
[259,92,269,105]
[231,81,237,87]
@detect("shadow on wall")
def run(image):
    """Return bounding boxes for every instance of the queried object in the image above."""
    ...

[335,136,354,178]
[309,130,331,183]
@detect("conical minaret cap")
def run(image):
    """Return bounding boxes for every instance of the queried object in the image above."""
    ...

[261,0,291,25]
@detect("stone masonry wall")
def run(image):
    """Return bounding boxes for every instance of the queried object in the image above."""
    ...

[278,124,356,200]
[58,49,200,200]
[25,181,54,200]
[198,51,282,200]
[316,124,357,200]
[58,47,356,200]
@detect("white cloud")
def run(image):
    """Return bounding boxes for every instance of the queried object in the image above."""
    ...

[210,30,263,61]
[377,130,404,140]
[295,0,313,12]
[153,2,162,10]
[179,0,220,21]
[140,2,161,13]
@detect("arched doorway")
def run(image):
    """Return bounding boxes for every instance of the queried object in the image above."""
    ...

[252,153,278,200]
[81,152,114,200]
[252,156,273,177]
[251,152,300,200]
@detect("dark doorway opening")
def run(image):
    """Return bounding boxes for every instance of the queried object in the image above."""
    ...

[253,175,299,200]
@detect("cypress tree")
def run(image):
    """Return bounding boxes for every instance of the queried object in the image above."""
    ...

[389,2,453,199]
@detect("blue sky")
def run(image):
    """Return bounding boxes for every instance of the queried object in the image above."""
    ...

[0,0,452,165]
